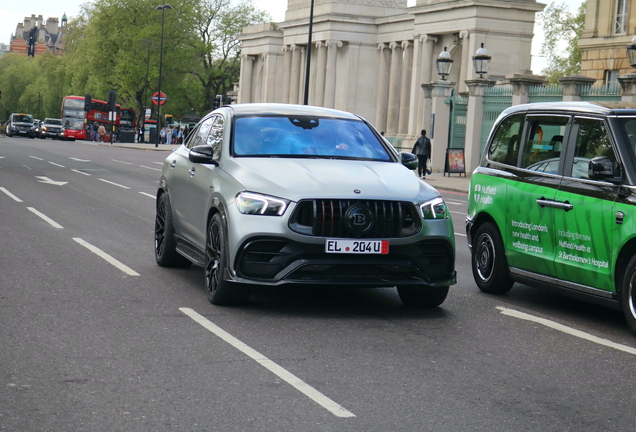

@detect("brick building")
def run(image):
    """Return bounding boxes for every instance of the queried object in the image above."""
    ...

[9,13,67,57]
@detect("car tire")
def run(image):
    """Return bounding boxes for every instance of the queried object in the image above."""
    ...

[155,193,191,267]
[206,213,250,305]
[621,255,636,335]
[471,221,514,294]
[397,285,449,307]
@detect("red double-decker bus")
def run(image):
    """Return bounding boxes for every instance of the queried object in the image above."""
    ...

[61,95,120,141]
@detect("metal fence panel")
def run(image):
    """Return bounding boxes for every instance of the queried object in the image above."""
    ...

[481,85,513,154]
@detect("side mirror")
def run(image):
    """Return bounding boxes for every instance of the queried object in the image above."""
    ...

[189,145,218,165]
[588,156,616,180]
[400,152,418,170]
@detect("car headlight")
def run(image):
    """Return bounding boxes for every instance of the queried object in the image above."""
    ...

[236,192,289,216]
[419,197,449,219]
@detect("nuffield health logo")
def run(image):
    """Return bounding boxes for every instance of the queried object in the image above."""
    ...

[474,184,496,204]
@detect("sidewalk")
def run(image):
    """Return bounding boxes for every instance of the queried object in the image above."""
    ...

[101,142,471,194]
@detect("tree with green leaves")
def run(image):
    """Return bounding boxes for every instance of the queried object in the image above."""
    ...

[538,1,587,84]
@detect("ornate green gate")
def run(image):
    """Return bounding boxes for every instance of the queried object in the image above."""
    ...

[448,91,468,149]
[481,85,513,155]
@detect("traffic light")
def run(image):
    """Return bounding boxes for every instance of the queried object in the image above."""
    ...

[214,94,222,109]
[84,94,92,112]
[108,91,117,112]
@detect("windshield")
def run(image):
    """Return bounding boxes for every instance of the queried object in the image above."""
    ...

[45,119,63,126]
[12,114,33,123]
[232,115,391,161]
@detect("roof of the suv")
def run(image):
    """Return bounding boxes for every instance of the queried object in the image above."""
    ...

[503,101,636,116]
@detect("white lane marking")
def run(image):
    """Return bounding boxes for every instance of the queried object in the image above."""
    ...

[27,207,64,229]
[450,211,465,215]
[153,162,164,165]
[29,156,44,161]
[48,161,66,168]
[36,176,68,186]
[69,157,91,162]
[140,165,162,172]
[497,306,636,355]
[0,156,5,159]
[73,238,140,276]
[446,201,466,206]
[180,307,356,418]
[98,178,130,189]
[71,169,91,176]
[23,165,32,170]
[454,232,466,237]
[111,159,133,165]
[0,187,23,202]
[139,192,156,199]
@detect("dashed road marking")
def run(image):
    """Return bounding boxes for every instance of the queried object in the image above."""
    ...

[0,187,23,202]
[98,178,130,189]
[73,238,140,276]
[180,307,356,418]
[27,207,64,229]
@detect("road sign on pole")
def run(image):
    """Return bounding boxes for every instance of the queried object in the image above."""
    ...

[152,91,167,106]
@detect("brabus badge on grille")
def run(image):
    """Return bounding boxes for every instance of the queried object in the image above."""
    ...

[345,205,374,234]
[354,189,361,194]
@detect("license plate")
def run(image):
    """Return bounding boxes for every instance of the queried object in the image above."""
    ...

[325,239,389,254]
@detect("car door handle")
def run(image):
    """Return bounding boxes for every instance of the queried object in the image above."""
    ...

[536,198,573,212]
[189,168,196,177]
[170,160,176,168]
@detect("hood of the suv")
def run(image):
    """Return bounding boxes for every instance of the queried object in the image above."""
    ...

[225,158,439,202]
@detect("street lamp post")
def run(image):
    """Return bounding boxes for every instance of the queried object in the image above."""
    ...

[302,0,315,105]
[155,4,172,147]
[141,39,152,143]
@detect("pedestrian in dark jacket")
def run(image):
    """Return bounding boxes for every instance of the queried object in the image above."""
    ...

[412,129,431,178]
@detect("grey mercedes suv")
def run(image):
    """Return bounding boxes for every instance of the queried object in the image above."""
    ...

[155,104,456,306]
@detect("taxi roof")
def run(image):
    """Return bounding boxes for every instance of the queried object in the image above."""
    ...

[503,101,636,116]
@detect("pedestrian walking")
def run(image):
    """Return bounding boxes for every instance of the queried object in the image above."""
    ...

[411,129,431,179]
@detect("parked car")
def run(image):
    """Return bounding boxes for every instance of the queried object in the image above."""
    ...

[467,101,636,334]
[155,103,456,306]
[6,113,35,138]
[40,118,65,139]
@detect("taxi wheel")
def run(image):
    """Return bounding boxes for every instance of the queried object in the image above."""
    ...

[155,193,191,267]
[205,214,250,305]
[472,222,513,294]
[621,255,636,334]
[397,285,448,307]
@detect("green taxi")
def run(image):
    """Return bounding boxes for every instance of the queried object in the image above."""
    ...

[467,101,636,334]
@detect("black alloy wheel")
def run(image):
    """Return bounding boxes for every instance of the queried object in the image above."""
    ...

[621,255,636,335]
[155,193,191,267]
[205,213,250,305]
[472,222,513,294]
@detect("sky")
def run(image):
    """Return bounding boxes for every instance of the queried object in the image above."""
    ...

[0,0,584,75]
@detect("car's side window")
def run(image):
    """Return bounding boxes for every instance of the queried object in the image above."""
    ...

[520,116,569,173]
[206,115,224,159]
[568,117,616,180]
[186,117,215,150]
[487,114,524,166]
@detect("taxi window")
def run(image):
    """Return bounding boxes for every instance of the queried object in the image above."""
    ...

[568,117,616,180]
[487,114,524,166]
[521,116,568,173]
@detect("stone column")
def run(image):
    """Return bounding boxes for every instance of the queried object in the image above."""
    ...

[459,30,470,94]
[464,79,495,174]
[398,41,413,137]
[386,42,403,136]
[290,44,302,105]
[430,81,455,173]
[509,72,546,105]
[558,75,597,101]
[238,54,254,103]
[282,46,292,104]
[375,43,391,134]
[314,41,327,106]
[618,73,636,103]
[298,46,306,105]
[421,84,433,132]
[324,40,342,108]
[414,35,437,135]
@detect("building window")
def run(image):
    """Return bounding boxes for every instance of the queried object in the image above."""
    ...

[605,70,619,85]
[616,0,629,34]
